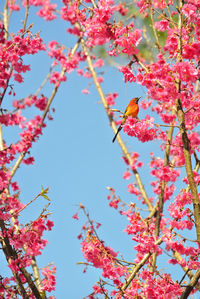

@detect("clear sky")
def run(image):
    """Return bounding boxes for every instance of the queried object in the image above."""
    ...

[0,3,190,298]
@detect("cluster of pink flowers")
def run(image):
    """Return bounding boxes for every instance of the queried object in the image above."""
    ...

[82,235,126,281]
[123,116,158,142]
[0,26,45,90]
[41,265,56,292]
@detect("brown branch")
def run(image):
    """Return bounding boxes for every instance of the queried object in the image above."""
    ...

[121,236,163,292]
[180,269,200,299]
[171,2,200,297]
[0,125,4,151]
[150,124,174,271]
[0,66,13,107]
[23,0,30,33]
[41,67,65,123]
[31,256,44,296]
[16,190,46,214]
[175,0,200,244]
[174,252,200,292]
[3,0,9,40]
[0,220,42,298]
[35,66,53,96]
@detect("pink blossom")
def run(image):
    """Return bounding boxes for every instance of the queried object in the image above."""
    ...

[128,184,140,195]
[83,0,116,47]
[22,157,35,165]
[115,3,128,16]
[13,73,23,83]
[140,99,152,110]
[11,181,20,191]
[119,66,136,83]
[155,20,170,31]
[34,96,47,110]
[105,92,118,106]
[46,220,54,230]
[41,265,56,292]
[113,23,142,56]
[67,26,82,36]
[8,0,20,10]
[0,170,10,190]
[97,76,103,83]
[164,29,178,56]
[81,236,126,280]
[182,4,197,21]
[37,1,57,21]
[151,158,180,182]
[173,61,198,83]
[49,71,67,85]
[93,58,104,68]
[123,171,131,180]
[109,198,119,209]
[82,88,90,94]
[72,213,79,220]
[77,69,84,76]
[168,258,178,265]
[123,116,158,142]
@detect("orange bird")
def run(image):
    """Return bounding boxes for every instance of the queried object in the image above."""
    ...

[112,97,140,143]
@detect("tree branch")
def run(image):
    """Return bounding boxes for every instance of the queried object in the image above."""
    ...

[175,0,200,244]
[0,219,42,298]
[3,0,9,40]
[180,269,200,299]
[23,0,29,33]
[150,124,174,271]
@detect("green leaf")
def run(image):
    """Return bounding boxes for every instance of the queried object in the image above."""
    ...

[40,187,50,201]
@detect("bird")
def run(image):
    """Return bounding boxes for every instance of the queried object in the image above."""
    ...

[112,97,140,143]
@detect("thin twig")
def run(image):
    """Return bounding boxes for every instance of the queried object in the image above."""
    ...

[175,0,200,245]
[0,125,4,151]
[0,220,42,298]
[23,0,29,33]
[3,0,9,40]
[35,66,53,96]
[154,123,179,128]
[148,0,161,52]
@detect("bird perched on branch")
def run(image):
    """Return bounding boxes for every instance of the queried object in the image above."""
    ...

[112,97,140,143]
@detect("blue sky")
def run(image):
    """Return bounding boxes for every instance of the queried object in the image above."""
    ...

[0,2,193,298]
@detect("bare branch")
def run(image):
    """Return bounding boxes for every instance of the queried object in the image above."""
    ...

[23,0,30,33]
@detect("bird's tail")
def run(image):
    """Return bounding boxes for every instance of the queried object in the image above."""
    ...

[112,125,122,143]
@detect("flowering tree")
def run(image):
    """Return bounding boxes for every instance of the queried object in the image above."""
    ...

[1,0,200,298]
